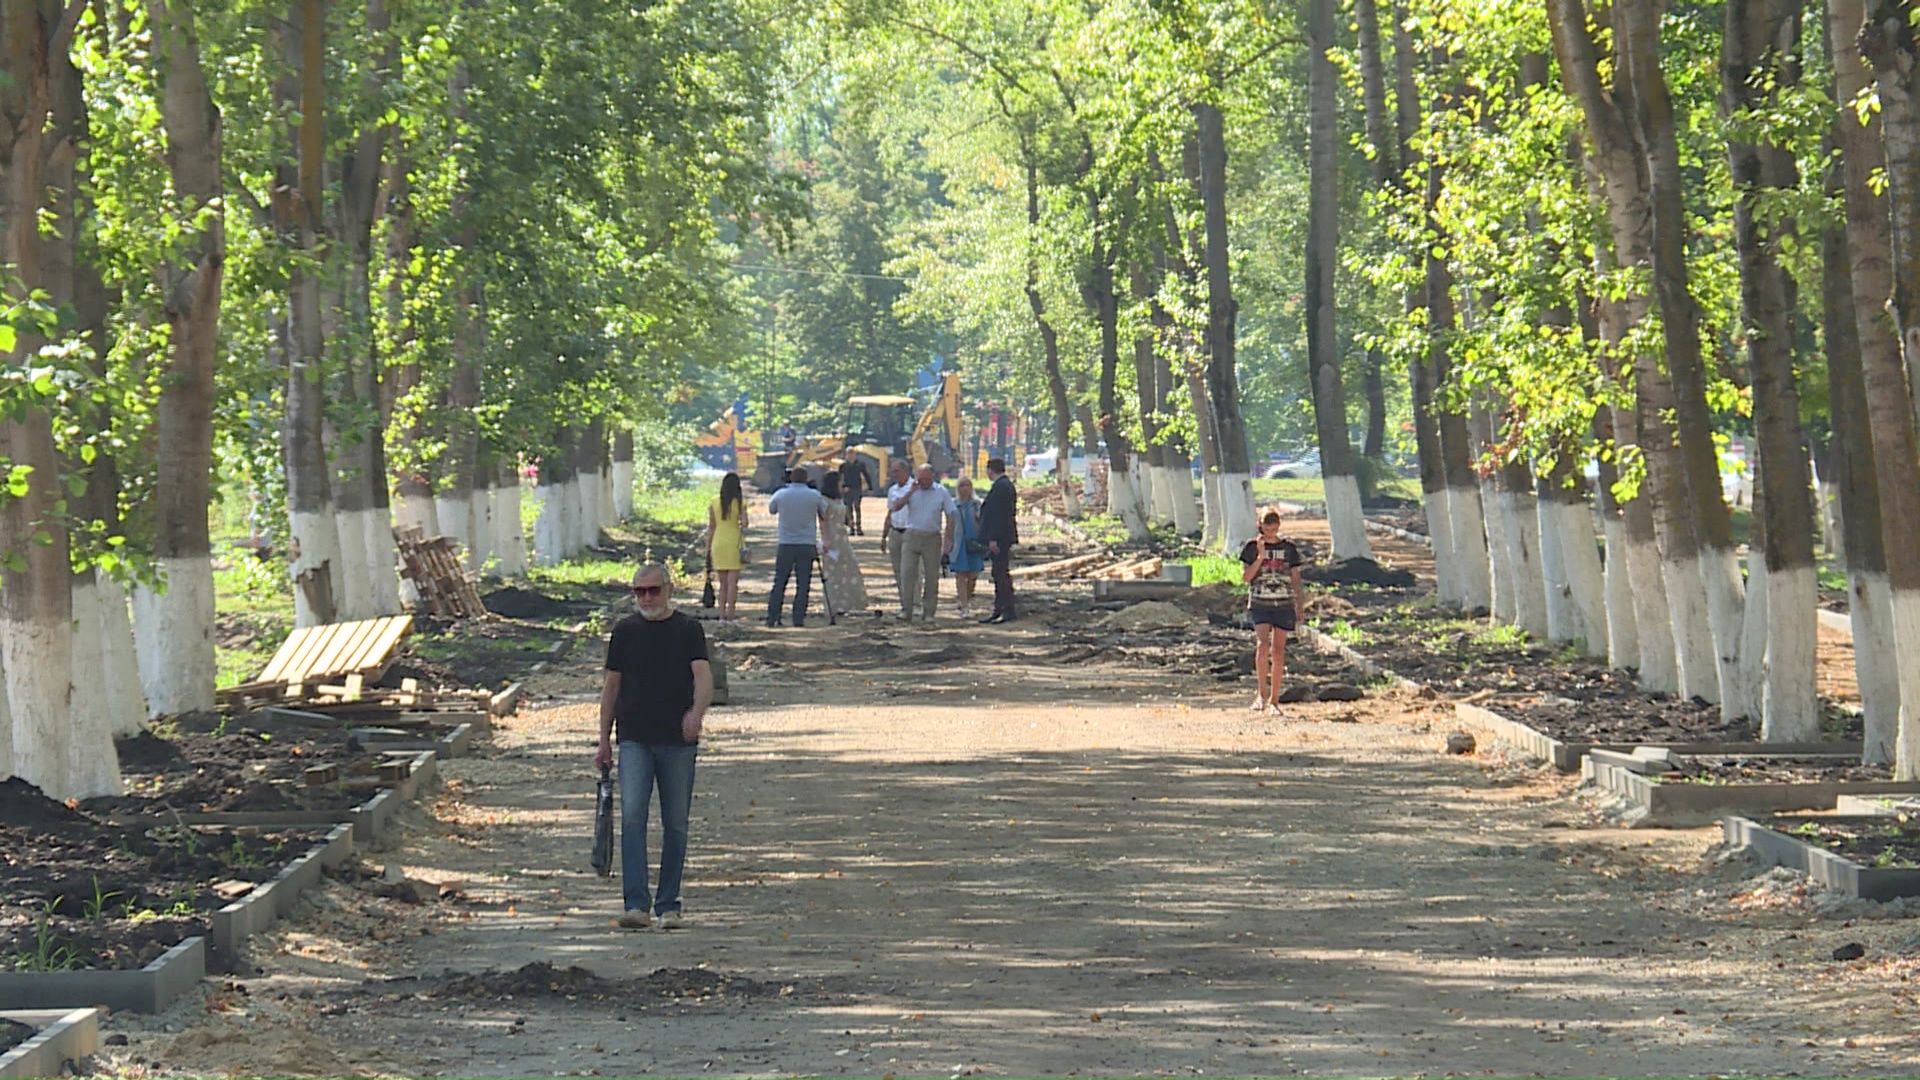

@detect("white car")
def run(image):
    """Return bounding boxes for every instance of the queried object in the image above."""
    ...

[1022,449,1091,479]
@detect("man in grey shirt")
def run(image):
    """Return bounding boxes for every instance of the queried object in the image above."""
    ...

[888,464,956,623]
[765,470,829,628]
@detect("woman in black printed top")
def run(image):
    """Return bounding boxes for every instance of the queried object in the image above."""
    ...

[1239,509,1307,714]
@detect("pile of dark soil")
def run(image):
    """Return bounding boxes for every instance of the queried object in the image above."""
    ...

[376,962,785,1006]
[1,780,306,969]
[1302,558,1416,589]
[1664,756,1891,785]
[1361,495,1420,512]
[1513,690,1755,746]
[1763,816,1920,867]
[480,586,593,622]
[84,730,382,817]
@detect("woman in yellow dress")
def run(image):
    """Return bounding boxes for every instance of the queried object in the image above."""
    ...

[706,472,748,623]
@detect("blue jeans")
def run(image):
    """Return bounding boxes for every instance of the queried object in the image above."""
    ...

[768,542,815,624]
[618,741,698,916]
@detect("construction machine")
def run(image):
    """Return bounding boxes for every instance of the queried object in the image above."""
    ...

[750,372,966,492]
[694,409,758,475]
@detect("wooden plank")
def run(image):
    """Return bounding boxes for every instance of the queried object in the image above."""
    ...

[305,620,379,683]
[349,616,413,673]
[269,624,341,684]
[256,625,322,684]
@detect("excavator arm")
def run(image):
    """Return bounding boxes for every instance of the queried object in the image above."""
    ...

[907,372,964,474]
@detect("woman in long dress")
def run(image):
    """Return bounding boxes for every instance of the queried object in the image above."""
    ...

[818,472,868,615]
[947,477,986,618]
[706,472,748,623]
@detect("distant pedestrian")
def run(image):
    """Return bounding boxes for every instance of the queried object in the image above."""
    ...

[888,463,956,623]
[978,457,1019,623]
[948,477,985,618]
[765,468,829,628]
[596,564,710,930]
[1240,509,1307,714]
[781,421,798,455]
[837,458,867,536]
[704,472,748,624]
[881,459,913,585]
[818,472,868,615]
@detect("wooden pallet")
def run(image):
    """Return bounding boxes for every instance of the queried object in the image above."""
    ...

[217,615,413,705]
[394,527,489,618]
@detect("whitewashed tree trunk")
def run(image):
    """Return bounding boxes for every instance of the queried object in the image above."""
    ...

[363,509,400,615]
[1446,484,1492,613]
[1215,471,1257,556]
[1661,551,1721,704]
[66,574,123,798]
[97,575,146,736]
[1703,548,1757,720]
[435,492,473,568]
[532,484,562,567]
[599,466,617,530]
[132,556,217,717]
[1483,483,1517,624]
[1600,514,1641,667]
[1200,471,1222,549]
[1148,463,1174,525]
[1853,572,1900,764]
[330,509,374,621]
[495,477,526,576]
[1506,489,1549,640]
[1108,465,1152,541]
[1625,534,1679,692]
[1761,562,1819,742]
[290,508,345,629]
[611,457,635,521]
[0,653,10,781]
[1169,466,1201,537]
[469,474,495,575]
[1541,498,1609,656]
[1426,489,1460,607]
[395,490,438,536]
[1322,474,1373,561]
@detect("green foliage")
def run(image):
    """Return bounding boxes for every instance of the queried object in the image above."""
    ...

[1179,554,1247,589]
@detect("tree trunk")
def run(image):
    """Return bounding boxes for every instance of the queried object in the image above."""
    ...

[1304,1,1372,559]
[0,0,76,792]
[1194,101,1255,551]
[1023,146,1080,519]
[495,457,526,576]
[1622,0,1753,718]
[1723,0,1816,738]
[612,428,635,521]
[1423,160,1490,612]
[1129,264,1171,526]
[1851,0,1920,776]
[1087,196,1149,541]
[533,437,571,567]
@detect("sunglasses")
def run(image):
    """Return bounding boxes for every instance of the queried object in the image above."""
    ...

[632,584,665,597]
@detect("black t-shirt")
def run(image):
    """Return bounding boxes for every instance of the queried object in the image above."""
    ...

[604,610,709,745]
[838,460,865,496]
[1239,536,1303,609]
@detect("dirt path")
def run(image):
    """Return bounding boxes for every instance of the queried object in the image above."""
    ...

[94,517,1920,1079]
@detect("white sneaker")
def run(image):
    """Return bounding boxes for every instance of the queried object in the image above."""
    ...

[618,910,651,929]
[657,909,684,930]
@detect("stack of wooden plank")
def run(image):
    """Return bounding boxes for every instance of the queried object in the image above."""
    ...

[1088,555,1163,580]
[217,615,414,708]
[394,526,489,618]
[1009,552,1119,580]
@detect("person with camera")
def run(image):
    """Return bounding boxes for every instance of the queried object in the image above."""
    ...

[1240,509,1307,714]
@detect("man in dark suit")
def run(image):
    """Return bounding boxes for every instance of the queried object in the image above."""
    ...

[977,457,1019,623]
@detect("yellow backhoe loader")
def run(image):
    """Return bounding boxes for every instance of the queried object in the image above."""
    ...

[750,372,965,492]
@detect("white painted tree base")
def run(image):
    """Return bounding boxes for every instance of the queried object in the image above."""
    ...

[1446,484,1493,613]
[612,460,635,521]
[495,482,527,577]
[1425,489,1460,608]
[1164,465,1201,536]
[1323,473,1374,561]
[330,508,376,621]
[1703,546,1756,721]
[1506,491,1549,640]
[470,485,496,575]
[1600,516,1641,670]
[4,614,73,798]
[0,650,10,781]
[576,473,601,552]
[599,468,617,529]
[290,507,345,629]
[132,555,218,717]
[97,575,147,736]
[1850,571,1900,765]
[362,510,401,615]
[395,492,439,536]
[1891,589,1920,780]
[1541,498,1609,657]
[1625,535,1678,693]
[1760,562,1818,742]
[66,575,124,799]
[435,494,474,571]
[1109,467,1152,541]
[1216,472,1257,557]
[532,485,563,567]
[1661,550,1720,705]
[1483,486,1517,624]
[1199,472,1221,549]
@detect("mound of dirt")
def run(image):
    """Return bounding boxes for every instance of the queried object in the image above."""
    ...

[430,962,778,1004]
[480,586,574,621]
[1302,557,1415,588]
[114,730,189,772]
[0,776,93,830]
[1096,601,1204,632]
[1172,582,1245,618]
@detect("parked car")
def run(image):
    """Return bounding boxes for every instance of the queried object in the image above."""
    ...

[1023,448,1093,479]
[1262,450,1322,480]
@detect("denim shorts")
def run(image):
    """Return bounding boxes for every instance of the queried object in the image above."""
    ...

[1249,604,1297,631]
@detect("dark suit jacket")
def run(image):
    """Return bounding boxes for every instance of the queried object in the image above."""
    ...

[979,474,1018,546]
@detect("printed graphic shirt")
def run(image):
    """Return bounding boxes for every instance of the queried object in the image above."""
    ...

[1239,536,1303,609]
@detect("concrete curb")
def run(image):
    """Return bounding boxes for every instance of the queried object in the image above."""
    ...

[0,938,205,1014]
[1587,756,1920,828]
[1724,815,1920,901]
[489,682,524,717]
[350,723,473,759]
[1453,700,1865,775]
[210,824,353,973]
[0,1009,99,1079]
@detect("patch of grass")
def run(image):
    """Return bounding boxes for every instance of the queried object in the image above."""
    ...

[1474,623,1531,649]
[631,484,715,528]
[1249,474,1422,506]
[1179,554,1246,589]
[212,545,293,620]
[1322,619,1370,646]
[1817,562,1847,594]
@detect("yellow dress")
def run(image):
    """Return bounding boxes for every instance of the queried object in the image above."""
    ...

[709,498,745,572]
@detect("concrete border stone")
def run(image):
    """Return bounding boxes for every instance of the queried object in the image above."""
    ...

[0,938,205,1014]
[1588,757,1920,827]
[209,824,352,973]
[0,1008,99,1080]
[1725,815,1920,901]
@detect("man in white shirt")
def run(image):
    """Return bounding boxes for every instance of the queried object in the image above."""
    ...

[888,464,956,623]
[882,460,913,593]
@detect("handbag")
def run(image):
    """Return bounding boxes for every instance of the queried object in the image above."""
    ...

[590,765,615,878]
[701,567,716,608]
[737,539,750,566]
[965,538,988,557]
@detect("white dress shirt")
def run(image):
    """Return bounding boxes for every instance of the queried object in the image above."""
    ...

[894,483,956,533]
[887,481,914,530]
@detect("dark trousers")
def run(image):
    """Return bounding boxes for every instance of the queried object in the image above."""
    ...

[989,544,1016,617]
[768,543,815,625]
